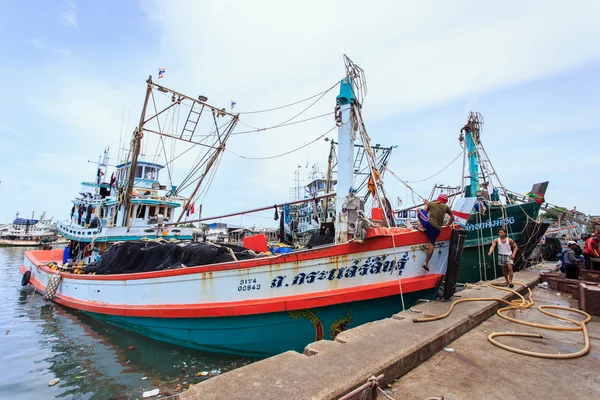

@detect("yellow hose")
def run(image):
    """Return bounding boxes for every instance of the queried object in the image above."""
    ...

[413,281,592,359]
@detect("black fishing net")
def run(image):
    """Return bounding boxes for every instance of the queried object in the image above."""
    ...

[306,222,335,249]
[84,240,263,275]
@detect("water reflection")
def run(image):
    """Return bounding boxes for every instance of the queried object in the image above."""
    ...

[1,247,255,400]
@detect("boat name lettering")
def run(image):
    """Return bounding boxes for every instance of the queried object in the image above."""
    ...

[465,216,515,232]
[270,253,409,289]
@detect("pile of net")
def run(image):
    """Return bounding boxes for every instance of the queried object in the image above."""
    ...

[85,240,264,275]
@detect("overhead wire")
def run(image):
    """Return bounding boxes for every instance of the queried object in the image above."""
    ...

[236,81,340,115]
[227,125,337,161]
[405,151,464,183]
[233,112,334,135]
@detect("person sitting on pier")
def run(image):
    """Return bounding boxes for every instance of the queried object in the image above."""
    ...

[417,193,454,271]
[488,228,518,288]
[583,236,600,270]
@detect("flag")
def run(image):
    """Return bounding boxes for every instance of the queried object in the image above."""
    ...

[297,165,302,169]
[368,168,380,196]
[158,68,166,79]
[231,100,236,109]
[186,202,195,217]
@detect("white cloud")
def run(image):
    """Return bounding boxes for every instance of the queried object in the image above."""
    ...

[29,39,71,56]
[2,0,600,222]
[60,0,78,29]
[0,124,22,137]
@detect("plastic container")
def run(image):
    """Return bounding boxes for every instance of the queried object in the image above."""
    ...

[242,234,269,253]
[371,207,383,220]
[62,246,70,264]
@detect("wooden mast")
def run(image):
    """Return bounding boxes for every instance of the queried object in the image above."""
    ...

[122,76,153,226]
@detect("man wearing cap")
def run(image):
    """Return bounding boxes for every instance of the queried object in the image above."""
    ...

[563,240,581,279]
[583,236,600,270]
[417,193,454,271]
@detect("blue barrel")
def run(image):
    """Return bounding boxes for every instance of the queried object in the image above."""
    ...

[63,246,70,264]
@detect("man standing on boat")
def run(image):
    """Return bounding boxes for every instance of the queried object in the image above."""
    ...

[583,236,600,270]
[488,228,518,288]
[417,193,454,271]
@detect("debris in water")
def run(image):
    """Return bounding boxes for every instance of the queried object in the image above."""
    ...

[48,378,60,386]
[127,346,137,350]
[142,388,160,398]
[197,371,209,376]
[443,348,455,352]
[141,377,148,380]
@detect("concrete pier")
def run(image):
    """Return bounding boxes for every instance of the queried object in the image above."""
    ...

[181,270,545,400]
[379,286,600,400]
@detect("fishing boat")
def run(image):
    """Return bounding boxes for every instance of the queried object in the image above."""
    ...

[54,150,198,264]
[454,112,548,283]
[20,56,466,357]
[286,140,395,245]
[0,212,64,247]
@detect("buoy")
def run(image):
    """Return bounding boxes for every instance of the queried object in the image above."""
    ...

[21,271,31,286]
[48,378,60,386]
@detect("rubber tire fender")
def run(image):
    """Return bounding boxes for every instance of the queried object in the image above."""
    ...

[21,270,31,286]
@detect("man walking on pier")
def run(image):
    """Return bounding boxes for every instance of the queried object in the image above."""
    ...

[488,228,518,288]
[417,193,454,271]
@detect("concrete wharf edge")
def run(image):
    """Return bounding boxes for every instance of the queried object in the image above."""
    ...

[181,270,541,400]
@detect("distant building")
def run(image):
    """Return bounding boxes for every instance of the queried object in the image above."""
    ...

[203,222,278,244]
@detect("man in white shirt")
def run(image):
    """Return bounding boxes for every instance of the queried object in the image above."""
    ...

[488,228,518,288]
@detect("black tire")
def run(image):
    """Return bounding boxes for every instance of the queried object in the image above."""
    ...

[21,271,31,286]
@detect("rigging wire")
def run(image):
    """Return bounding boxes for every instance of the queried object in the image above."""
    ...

[233,112,334,135]
[226,125,337,161]
[150,89,173,184]
[236,81,340,115]
[233,83,338,133]
[405,151,464,183]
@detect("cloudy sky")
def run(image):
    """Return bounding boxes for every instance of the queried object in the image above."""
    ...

[0,0,599,226]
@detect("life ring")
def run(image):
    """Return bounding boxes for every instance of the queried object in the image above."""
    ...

[21,271,31,286]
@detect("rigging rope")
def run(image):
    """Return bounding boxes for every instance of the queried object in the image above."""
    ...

[406,151,463,183]
[237,82,340,115]
[382,166,427,202]
[233,112,334,135]
[227,125,337,160]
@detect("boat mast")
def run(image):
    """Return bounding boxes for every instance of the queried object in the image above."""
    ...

[123,76,153,226]
[334,71,356,243]
[460,112,483,197]
[322,139,335,222]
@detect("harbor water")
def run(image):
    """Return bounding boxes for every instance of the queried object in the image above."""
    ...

[0,247,254,400]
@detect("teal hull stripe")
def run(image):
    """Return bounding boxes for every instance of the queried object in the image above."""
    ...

[89,288,438,358]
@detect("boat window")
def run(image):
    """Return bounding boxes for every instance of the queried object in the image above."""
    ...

[166,207,172,219]
[100,208,105,218]
[149,206,156,217]
[135,166,144,178]
[145,167,156,179]
[318,181,325,190]
[159,206,165,216]
[130,206,136,219]
[136,205,147,218]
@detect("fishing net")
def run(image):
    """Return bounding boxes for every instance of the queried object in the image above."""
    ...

[85,240,264,275]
